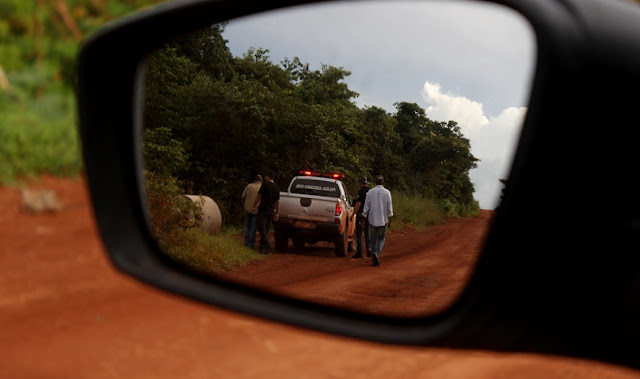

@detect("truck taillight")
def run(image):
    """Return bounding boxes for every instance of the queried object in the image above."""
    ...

[335,202,343,217]
[322,173,345,179]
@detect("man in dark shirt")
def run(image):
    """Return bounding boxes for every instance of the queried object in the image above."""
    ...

[252,169,280,254]
[351,176,371,259]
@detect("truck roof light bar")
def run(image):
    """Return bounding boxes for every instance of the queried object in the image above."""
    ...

[298,170,344,180]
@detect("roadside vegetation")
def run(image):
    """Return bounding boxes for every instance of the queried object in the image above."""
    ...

[1,0,163,184]
[142,25,480,228]
[145,170,263,275]
[2,1,479,274]
[160,228,265,275]
[140,25,479,273]
[0,90,80,183]
[143,127,265,274]
[390,193,443,230]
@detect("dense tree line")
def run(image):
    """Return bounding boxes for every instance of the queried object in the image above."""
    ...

[143,25,479,225]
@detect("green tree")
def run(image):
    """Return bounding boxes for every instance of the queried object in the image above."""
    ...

[393,101,429,155]
[141,25,480,226]
[358,106,404,188]
[391,102,478,204]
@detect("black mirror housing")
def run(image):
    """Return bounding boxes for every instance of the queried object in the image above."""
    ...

[77,0,640,369]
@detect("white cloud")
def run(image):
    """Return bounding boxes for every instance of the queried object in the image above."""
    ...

[422,82,489,130]
[421,81,526,209]
[223,2,535,209]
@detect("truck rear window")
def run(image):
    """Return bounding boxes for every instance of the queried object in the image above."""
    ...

[290,178,340,198]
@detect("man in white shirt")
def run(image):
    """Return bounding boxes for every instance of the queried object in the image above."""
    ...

[362,175,393,266]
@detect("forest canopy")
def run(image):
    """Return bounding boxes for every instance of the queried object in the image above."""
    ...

[143,25,480,225]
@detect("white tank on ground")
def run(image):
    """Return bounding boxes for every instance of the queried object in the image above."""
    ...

[183,195,222,235]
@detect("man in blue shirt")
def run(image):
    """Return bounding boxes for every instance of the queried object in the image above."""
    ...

[362,175,393,267]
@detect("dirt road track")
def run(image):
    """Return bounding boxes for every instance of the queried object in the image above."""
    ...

[1,176,639,379]
[224,211,490,317]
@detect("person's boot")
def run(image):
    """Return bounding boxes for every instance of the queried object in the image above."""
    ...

[371,253,380,266]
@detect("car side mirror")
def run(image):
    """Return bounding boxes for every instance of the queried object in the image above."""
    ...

[77,0,640,369]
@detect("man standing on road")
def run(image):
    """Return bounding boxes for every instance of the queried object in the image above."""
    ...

[242,174,262,249]
[351,176,371,259]
[362,175,393,267]
[252,169,280,254]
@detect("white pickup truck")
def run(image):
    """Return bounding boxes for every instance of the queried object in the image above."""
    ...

[274,172,356,256]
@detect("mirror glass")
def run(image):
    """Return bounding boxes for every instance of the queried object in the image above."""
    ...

[140,0,535,317]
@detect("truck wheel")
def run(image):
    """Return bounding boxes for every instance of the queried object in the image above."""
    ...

[334,231,347,257]
[275,230,288,252]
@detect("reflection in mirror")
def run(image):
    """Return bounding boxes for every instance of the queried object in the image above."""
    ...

[140,0,535,317]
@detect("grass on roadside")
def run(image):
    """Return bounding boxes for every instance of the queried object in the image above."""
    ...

[0,86,82,184]
[390,192,443,231]
[159,227,266,276]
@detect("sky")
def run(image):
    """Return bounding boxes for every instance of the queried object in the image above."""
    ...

[222,1,536,209]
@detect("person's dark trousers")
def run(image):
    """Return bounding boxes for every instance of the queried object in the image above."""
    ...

[243,212,258,248]
[368,224,387,257]
[257,211,273,253]
[355,214,370,256]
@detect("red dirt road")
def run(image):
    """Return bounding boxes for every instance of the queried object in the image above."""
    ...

[224,212,489,317]
[2,176,639,379]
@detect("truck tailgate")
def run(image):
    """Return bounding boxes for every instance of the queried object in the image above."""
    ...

[280,194,338,223]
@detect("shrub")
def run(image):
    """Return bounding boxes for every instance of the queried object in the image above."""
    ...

[456,200,480,218]
[0,88,81,184]
[143,127,190,177]
[144,169,264,274]
[391,192,442,229]
[435,198,480,218]
[159,227,265,275]
[436,198,457,218]
[143,170,202,240]
[390,193,480,231]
